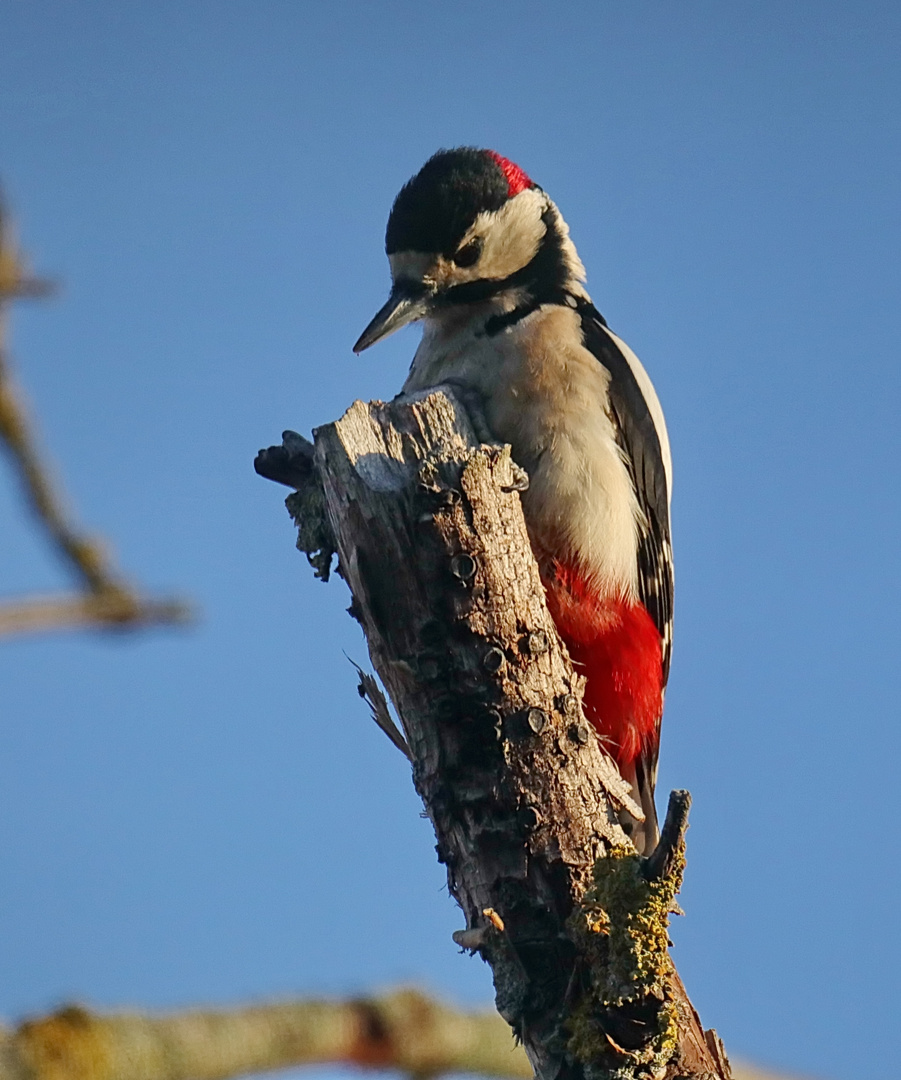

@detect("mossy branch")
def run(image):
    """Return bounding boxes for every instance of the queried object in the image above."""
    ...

[566,794,690,1077]
[0,991,532,1080]
[0,993,808,1080]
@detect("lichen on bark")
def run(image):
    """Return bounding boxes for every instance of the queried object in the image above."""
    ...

[566,843,686,1078]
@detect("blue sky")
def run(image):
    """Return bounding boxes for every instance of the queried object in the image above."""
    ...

[1,4,899,1079]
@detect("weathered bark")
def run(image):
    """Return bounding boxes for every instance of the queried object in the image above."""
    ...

[256,388,731,1080]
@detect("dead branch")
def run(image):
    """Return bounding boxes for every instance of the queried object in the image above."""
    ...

[0,990,530,1080]
[0,992,809,1080]
[0,194,191,637]
[256,390,730,1080]
[0,590,190,638]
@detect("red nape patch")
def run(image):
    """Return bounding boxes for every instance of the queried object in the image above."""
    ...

[543,562,663,768]
[486,150,533,196]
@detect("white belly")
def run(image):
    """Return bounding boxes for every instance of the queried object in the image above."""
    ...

[403,304,641,600]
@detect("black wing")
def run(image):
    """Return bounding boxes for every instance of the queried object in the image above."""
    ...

[578,301,674,688]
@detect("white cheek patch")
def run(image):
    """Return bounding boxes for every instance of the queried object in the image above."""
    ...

[387,189,572,291]
[467,188,549,281]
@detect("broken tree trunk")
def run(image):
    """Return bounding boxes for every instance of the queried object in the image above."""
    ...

[256,388,731,1080]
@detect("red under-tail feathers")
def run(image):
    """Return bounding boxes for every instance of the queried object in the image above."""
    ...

[543,560,663,837]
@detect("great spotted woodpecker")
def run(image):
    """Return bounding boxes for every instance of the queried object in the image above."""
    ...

[354,148,673,854]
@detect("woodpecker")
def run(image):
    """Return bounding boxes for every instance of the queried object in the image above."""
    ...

[354,148,673,854]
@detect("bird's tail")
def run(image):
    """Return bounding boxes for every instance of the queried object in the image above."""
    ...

[619,753,660,856]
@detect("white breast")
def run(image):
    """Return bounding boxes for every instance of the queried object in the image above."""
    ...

[403,304,641,600]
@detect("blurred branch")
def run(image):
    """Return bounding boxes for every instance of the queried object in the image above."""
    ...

[0,991,814,1080]
[0,591,190,638]
[0,991,531,1080]
[0,192,191,637]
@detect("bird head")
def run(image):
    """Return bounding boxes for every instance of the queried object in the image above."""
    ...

[354,148,585,353]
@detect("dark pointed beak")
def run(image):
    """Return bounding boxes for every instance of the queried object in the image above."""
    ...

[353,280,432,354]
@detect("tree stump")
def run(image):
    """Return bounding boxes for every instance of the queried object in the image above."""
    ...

[256,387,731,1080]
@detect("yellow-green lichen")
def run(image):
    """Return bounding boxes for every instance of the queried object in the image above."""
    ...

[565,843,685,1076]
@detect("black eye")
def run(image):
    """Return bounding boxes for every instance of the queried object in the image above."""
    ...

[453,238,482,268]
